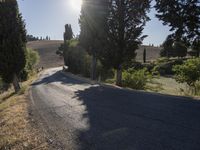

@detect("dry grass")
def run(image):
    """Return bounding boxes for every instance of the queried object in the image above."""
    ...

[0,75,48,150]
[147,76,187,96]
[27,40,64,69]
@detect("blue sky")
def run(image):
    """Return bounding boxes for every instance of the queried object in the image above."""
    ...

[17,0,171,46]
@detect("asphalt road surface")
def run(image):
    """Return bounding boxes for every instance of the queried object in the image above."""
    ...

[30,67,200,150]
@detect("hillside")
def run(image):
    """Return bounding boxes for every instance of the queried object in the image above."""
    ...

[27,40,64,68]
[136,45,162,62]
[27,41,162,69]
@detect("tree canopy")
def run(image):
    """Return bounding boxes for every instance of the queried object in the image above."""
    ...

[160,35,187,57]
[155,0,200,44]
[79,0,109,80]
[102,0,151,85]
[0,0,27,92]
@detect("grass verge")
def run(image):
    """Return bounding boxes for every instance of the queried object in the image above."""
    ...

[0,75,48,150]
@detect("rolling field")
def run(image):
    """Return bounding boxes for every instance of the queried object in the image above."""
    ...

[27,40,162,69]
[27,40,64,69]
[136,45,162,62]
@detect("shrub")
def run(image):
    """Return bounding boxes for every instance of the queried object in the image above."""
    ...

[152,58,184,76]
[20,48,39,81]
[64,39,105,78]
[173,58,200,94]
[155,57,169,64]
[122,68,151,90]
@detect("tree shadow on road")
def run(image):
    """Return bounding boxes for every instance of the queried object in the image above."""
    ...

[31,70,200,150]
[73,85,200,150]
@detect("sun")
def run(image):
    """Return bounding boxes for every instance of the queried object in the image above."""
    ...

[70,0,82,11]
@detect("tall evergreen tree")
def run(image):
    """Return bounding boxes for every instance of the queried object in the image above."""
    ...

[192,37,200,57]
[143,48,147,63]
[103,0,151,85]
[79,0,109,80]
[0,0,27,92]
[160,35,187,57]
[63,24,73,65]
[64,24,73,42]
[155,0,200,51]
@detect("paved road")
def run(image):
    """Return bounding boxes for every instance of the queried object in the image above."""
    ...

[30,67,200,150]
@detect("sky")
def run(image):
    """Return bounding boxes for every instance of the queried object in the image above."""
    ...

[17,0,171,46]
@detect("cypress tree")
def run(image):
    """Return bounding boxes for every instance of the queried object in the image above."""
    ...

[63,24,73,66]
[143,48,146,63]
[64,24,73,43]
[104,0,151,86]
[79,0,109,80]
[0,0,27,92]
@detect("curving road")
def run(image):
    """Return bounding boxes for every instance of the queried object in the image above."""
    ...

[30,67,200,150]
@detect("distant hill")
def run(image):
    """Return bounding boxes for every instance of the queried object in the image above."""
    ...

[136,45,162,62]
[27,41,161,69]
[27,40,64,68]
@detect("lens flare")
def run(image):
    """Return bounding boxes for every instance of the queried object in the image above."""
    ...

[70,0,82,11]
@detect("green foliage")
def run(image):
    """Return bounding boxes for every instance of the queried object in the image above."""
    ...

[155,0,200,47]
[172,41,188,57]
[79,0,108,55]
[155,57,169,64]
[20,48,39,81]
[99,0,151,85]
[64,24,73,42]
[160,35,173,57]
[64,39,92,77]
[104,0,151,70]
[173,58,200,87]
[160,36,187,57]
[0,0,27,85]
[64,39,113,80]
[79,0,109,80]
[127,61,144,70]
[191,38,200,57]
[153,58,184,75]
[122,68,151,90]
[26,34,39,41]
[25,48,39,71]
[57,24,73,57]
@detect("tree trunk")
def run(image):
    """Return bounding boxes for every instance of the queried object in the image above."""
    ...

[197,51,200,57]
[13,74,20,93]
[91,54,97,80]
[116,67,122,86]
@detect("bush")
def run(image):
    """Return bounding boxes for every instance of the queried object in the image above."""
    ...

[173,58,200,95]
[64,39,104,78]
[122,68,151,90]
[152,58,184,76]
[20,48,39,81]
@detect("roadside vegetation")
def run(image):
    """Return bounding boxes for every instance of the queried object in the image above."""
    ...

[0,2,45,147]
[0,0,199,149]
[0,74,48,150]
[56,0,199,97]
[0,42,47,150]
